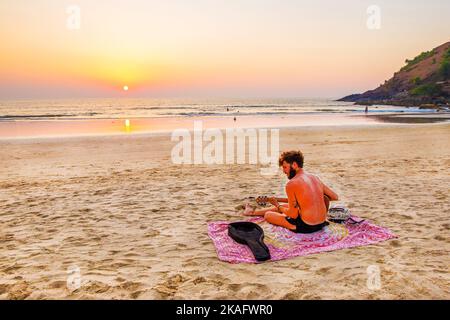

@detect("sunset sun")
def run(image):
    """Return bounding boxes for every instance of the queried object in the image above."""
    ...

[123,85,129,91]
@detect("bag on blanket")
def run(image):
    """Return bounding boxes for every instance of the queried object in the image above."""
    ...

[327,205,364,224]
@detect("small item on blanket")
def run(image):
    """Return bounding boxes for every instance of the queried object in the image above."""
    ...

[328,205,364,224]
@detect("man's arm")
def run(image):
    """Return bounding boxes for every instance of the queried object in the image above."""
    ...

[278,183,300,218]
[322,182,339,201]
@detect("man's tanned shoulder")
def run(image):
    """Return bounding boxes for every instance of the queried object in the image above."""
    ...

[285,179,297,189]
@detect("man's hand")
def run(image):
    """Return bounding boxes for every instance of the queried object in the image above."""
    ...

[268,197,280,209]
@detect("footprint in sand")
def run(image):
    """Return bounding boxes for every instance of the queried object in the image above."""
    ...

[433,235,446,241]
[193,277,207,285]
[227,282,269,297]
[280,281,308,300]
[48,280,67,289]
[6,280,32,300]
[316,267,332,275]
[390,240,402,247]
[82,280,111,294]
[154,274,187,299]
[145,229,161,237]
[116,281,144,299]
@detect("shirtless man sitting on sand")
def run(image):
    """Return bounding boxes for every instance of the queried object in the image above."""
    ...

[244,150,339,233]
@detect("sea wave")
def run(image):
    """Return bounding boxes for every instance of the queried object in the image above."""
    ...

[0,112,100,121]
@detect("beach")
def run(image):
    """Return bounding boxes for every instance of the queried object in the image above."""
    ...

[0,120,449,299]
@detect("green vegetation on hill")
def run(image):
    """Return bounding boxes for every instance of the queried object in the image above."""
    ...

[438,47,450,79]
[401,49,437,71]
[410,83,441,97]
[410,77,421,85]
[408,47,449,97]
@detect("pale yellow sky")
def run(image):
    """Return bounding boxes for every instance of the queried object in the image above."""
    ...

[0,0,449,98]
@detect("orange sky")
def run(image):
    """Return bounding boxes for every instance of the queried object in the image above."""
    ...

[0,0,449,99]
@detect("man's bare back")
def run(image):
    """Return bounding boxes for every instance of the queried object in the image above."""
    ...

[286,171,338,225]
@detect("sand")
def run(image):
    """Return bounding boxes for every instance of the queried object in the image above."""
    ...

[0,122,449,299]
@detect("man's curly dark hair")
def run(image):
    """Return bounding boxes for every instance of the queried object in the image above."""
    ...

[278,150,304,168]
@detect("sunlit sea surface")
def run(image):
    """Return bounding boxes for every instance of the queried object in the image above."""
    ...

[0,98,434,121]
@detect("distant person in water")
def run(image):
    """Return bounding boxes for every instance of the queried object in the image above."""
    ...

[244,150,339,233]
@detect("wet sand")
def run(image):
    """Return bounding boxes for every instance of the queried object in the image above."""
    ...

[0,113,384,139]
[367,112,450,124]
[0,121,449,299]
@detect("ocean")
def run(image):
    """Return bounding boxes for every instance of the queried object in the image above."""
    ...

[0,98,432,121]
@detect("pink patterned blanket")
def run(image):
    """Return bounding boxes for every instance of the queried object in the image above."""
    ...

[207,216,396,263]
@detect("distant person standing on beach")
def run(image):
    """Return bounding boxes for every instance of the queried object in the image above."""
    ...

[365,106,368,113]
